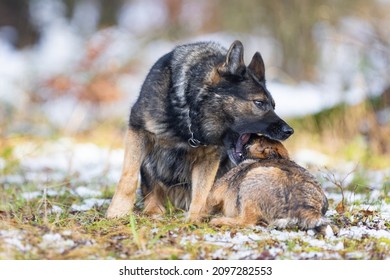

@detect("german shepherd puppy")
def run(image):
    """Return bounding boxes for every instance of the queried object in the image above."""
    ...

[207,135,330,232]
[106,40,294,222]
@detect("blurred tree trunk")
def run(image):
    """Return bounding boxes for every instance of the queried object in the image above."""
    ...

[63,0,124,28]
[262,0,320,81]
[0,0,39,48]
[220,0,367,81]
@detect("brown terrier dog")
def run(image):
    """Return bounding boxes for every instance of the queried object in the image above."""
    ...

[206,135,330,232]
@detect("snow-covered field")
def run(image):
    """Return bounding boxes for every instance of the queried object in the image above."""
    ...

[1,139,389,259]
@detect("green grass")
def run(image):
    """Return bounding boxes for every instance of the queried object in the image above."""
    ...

[1,117,390,259]
[1,186,390,259]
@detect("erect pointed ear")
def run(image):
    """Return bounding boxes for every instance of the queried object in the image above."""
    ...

[248,52,265,81]
[218,40,246,77]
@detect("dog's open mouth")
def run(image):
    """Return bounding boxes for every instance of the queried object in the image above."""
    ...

[227,133,253,165]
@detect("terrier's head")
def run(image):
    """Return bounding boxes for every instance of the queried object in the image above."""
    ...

[244,135,289,160]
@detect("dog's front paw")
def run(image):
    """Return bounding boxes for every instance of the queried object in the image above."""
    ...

[106,203,132,218]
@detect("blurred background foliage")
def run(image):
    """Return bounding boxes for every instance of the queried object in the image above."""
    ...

[0,0,389,166]
[2,0,389,80]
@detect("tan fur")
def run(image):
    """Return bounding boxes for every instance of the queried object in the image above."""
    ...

[188,146,221,221]
[106,128,145,218]
[207,68,222,85]
[246,136,289,160]
[143,145,221,221]
[206,136,330,232]
[106,40,293,222]
[143,184,166,215]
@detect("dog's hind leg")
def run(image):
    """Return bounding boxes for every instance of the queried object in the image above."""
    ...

[209,216,242,227]
[106,128,146,218]
[210,201,263,227]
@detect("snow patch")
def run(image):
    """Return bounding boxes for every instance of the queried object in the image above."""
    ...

[293,149,330,167]
[11,139,123,184]
[21,191,42,201]
[71,198,110,212]
[50,205,63,214]
[74,186,102,198]
[0,230,32,252]
[38,233,75,254]
[339,226,390,239]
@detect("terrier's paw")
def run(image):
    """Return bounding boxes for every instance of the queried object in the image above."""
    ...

[185,212,205,224]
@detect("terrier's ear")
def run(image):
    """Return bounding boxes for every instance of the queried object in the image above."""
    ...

[218,40,246,77]
[248,52,265,81]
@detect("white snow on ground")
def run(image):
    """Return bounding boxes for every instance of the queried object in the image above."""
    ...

[70,198,110,212]
[3,138,389,220]
[292,149,331,167]
[74,186,102,198]
[50,205,63,214]
[38,233,75,254]
[21,191,42,201]
[0,139,389,259]
[8,139,124,185]
[346,226,390,239]
[0,230,32,254]
[184,218,389,259]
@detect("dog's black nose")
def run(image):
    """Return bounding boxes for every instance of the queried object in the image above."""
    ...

[283,125,294,136]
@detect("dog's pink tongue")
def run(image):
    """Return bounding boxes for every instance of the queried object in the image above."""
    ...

[235,133,251,154]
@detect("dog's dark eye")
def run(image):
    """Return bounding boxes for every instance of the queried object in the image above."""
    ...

[254,100,265,109]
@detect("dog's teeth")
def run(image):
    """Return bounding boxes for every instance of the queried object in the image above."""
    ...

[257,133,264,136]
